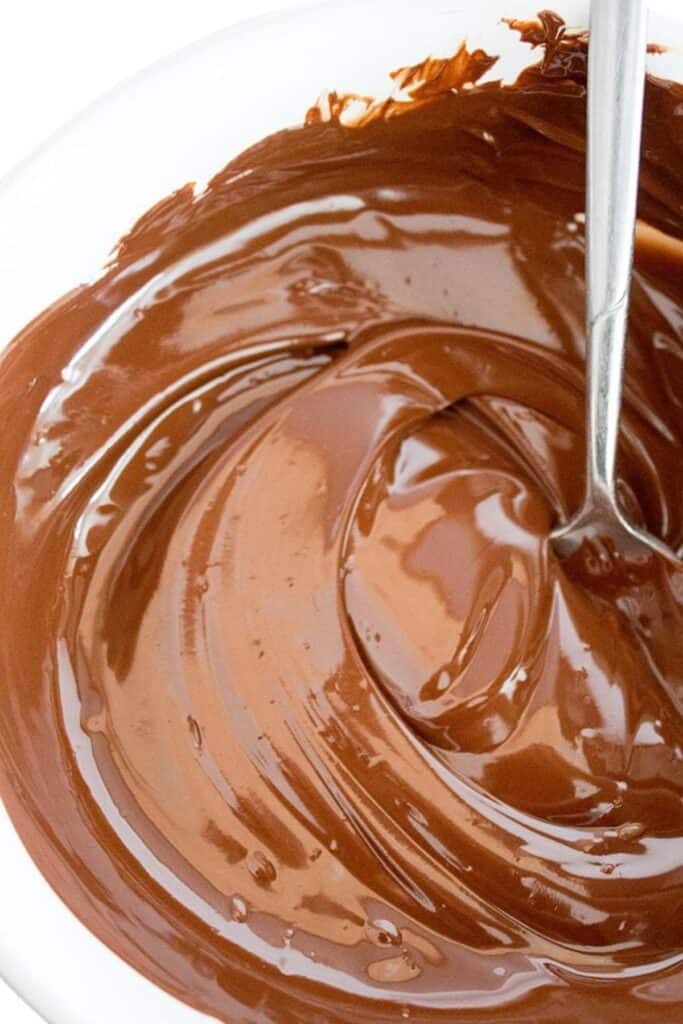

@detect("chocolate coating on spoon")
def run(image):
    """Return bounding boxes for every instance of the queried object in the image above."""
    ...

[1,13,683,1022]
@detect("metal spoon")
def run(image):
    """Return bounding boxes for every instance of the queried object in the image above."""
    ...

[551,0,677,565]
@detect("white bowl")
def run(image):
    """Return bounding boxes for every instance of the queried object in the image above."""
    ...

[0,2,681,1021]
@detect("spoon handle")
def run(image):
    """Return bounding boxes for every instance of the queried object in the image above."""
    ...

[584,0,647,507]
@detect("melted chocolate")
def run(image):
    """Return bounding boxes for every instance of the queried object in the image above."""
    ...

[1,14,683,1023]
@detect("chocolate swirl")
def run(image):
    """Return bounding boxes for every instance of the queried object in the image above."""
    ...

[1,15,683,1023]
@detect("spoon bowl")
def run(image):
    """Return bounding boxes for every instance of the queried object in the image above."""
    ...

[551,493,680,567]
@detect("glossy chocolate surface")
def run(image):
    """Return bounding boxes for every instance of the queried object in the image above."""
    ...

[1,14,682,1022]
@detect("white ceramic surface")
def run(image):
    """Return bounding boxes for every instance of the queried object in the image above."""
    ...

[0,2,681,1021]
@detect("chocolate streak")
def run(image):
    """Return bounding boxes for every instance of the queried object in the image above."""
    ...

[1,13,683,1023]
